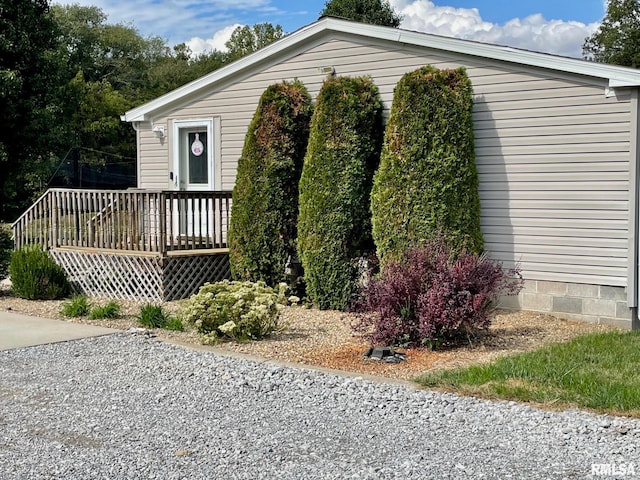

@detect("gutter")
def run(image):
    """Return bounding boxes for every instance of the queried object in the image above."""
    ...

[629,89,640,329]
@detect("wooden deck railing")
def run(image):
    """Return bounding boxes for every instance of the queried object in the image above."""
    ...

[12,188,233,254]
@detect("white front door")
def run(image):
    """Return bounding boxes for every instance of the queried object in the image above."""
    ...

[172,120,214,238]
[175,122,213,191]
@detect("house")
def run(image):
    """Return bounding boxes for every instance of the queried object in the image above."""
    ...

[13,17,640,328]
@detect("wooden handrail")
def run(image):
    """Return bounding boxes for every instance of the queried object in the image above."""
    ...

[11,188,233,254]
[12,189,53,250]
[11,189,52,230]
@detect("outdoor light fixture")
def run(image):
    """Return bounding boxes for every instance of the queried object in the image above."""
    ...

[152,125,165,138]
[318,66,336,76]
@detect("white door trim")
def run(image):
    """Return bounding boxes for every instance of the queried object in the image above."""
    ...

[171,118,214,191]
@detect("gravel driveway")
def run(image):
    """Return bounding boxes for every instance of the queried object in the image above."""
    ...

[1,333,638,479]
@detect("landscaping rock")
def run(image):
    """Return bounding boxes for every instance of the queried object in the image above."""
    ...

[1,333,638,479]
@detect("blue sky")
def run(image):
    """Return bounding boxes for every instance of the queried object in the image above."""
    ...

[439,1,604,24]
[52,0,608,58]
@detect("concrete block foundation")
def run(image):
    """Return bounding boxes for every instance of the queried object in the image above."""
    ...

[499,280,634,329]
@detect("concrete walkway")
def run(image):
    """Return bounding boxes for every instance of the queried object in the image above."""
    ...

[0,311,118,351]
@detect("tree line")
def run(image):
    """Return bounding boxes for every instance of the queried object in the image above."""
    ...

[0,2,288,221]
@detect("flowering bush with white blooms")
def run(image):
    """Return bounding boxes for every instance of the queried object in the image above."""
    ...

[182,280,289,343]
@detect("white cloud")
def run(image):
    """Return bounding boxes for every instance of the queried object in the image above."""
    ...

[390,0,600,58]
[186,24,242,55]
[52,0,270,46]
[52,0,602,59]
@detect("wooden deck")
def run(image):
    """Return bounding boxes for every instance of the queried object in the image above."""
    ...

[12,188,233,300]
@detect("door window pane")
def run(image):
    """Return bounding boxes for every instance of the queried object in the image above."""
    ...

[188,131,208,184]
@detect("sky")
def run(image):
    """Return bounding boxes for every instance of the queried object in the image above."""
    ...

[51,0,608,59]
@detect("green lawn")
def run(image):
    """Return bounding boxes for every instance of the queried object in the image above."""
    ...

[416,330,640,417]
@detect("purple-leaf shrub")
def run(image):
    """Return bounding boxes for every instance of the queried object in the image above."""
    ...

[352,238,523,348]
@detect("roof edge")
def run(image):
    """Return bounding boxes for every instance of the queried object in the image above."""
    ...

[395,30,640,88]
[123,20,328,122]
[124,17,640,122]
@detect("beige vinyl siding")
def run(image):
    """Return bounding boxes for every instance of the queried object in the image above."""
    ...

[475,77,631,287]
[140,37,633,287]
[138,123,169,190]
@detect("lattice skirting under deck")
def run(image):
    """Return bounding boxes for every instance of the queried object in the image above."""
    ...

[51,249,231,301]
[162,254,231,300]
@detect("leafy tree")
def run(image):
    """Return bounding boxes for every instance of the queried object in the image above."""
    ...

[583,0,640,67]
[189,50,228,79]
[229,80,313,285]
[64,72,135,161]
[179,46,228,86]
[297,76,384,310]
[49,4,107,81]
[225,23,285,62]
[145,44,226,98]
[47,5,149,187]
[320,0,402,27]
[0,0,59,220]
[371,65,483,261]
[95,23,152,96]
[142,43,194,99]
[52,4,229,99]
[50,4,164,100]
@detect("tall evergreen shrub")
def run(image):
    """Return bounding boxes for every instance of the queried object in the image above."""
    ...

[371,65,483,261]
[297,75,384,310]
[228,80,313,285]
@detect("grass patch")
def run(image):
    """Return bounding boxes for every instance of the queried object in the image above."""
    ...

[163,316,184,332]
[137,304,171,328]
[416,330,640,417]
[136,303,182,331]
[60,295,91,317]
[89,300,121,320]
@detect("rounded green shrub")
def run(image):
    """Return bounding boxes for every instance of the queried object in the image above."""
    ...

[9,245,70,300]
[297,75,384,310]
[181,280,287,343]
[0,224,12,280]
[371,65,483,261]
[228,80,313,286]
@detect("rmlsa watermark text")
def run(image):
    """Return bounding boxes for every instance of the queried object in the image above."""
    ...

[592,463,636,476]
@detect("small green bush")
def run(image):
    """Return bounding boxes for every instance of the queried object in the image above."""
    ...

[9,245,70,300]
[228,80,313,285]
[89,300,121,319]
[181,280,286,343]
[163,316,184,332]
[60,295,91,317]
[0,224,12,280]
[136,304,174,329]
[297,75,384,310]
[371,65,483,261]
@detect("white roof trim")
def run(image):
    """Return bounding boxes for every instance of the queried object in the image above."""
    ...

[124,17,640,122]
